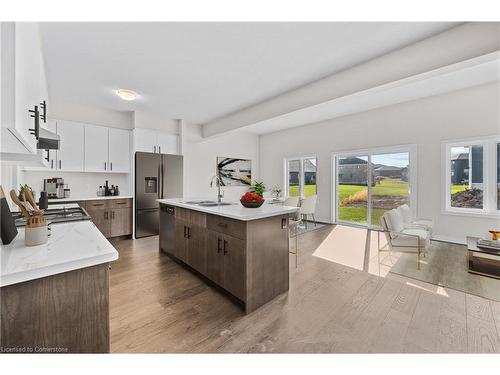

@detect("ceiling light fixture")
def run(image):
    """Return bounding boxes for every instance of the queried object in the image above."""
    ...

[115,89,138,101]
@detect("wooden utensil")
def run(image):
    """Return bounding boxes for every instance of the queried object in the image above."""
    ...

[23,188,44,215]
[10,189,31,218]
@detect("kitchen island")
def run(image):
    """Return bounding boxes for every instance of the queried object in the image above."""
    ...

[157,198,299,313]
[1,219,118,353]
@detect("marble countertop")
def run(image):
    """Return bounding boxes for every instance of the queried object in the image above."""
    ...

[48,195,132,203]
[158,198,299,221]
[1,220,119,287]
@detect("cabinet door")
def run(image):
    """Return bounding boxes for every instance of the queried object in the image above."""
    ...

[109,207,132,237]
[223,235,246,301]
[133,129,157,153]
[85,205,110,237]
[56,120,84,171]
[206,230,224,286]
[157,132,178,154]
[14,23,42,153]
[187,225,207,275]
[84,125,109,172]
[108,128,130,173]
[174,219,188,262]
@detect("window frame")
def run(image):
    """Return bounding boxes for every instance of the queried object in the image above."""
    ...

[283,155,318,199]
[442,135,500,218]
[331,144,417,229]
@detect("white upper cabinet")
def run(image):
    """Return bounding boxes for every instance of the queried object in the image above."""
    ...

[156,132,178,154]
[1,22,47,154]
[134,128,158,153]
[108,128,130,173]
[57,121,85,172]
[133,128,179,154]
[84,124,109,172]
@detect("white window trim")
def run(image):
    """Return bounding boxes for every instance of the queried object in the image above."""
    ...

[283,155,318,199]
[331,144,417,229]
[442,135,499,218]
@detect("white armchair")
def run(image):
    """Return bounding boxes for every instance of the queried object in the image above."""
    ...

[397,204,434,234]
[380,208,431,270]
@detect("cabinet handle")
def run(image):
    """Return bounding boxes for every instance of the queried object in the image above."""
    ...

[111,210,115,220]
[218,222,228,228]
[110,162,113,171]
[223,240,228,255]
[153,146,156,153]
[104,211,108,220]
[183,225,187,238]
[59,160,61,169]
[51,160,54,169]
[186,226,191,239]
[115,202,127,205]
[159,146,161,153]
[217,237,222,253]
[104,162,107,171]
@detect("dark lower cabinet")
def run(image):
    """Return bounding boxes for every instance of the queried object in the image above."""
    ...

[206,230,224,286]
[159,203,289,314]
[79,199,132,238]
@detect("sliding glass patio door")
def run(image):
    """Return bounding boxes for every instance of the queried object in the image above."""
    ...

[335,151,410,227]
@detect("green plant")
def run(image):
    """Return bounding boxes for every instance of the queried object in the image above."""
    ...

[271,185,282,195]
[249,181,266,197]
[17,184,34,201]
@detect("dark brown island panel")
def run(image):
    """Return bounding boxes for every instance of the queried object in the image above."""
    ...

[159,203,291,313]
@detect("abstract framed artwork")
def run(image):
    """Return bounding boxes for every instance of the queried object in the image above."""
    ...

[216,157,252,186]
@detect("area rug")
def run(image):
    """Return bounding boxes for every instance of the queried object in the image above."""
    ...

[388,240,500,301]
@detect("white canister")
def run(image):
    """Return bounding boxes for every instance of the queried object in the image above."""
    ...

[25,225,49,246]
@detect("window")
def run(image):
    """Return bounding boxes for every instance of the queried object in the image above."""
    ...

[333,146,414,228]
[444,137,499,216]
[285,156,318,198]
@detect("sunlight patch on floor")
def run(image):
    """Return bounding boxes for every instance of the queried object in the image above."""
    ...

[312,225,368,270]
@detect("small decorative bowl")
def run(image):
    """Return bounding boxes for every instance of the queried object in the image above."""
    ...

[240,199,264,208]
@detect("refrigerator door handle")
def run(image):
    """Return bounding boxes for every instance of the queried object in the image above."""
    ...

[161,156,165,199]
[157,163,161,199]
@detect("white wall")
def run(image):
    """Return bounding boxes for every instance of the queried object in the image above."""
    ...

[48,99,134,129]
[259,83,500,244]
[18,171,131,198]
[183,123,259,201]
[133,110,179,134]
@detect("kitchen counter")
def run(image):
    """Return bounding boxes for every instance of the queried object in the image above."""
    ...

[1,220,119,287]
[48,195,132,203]
[157,198,299,221]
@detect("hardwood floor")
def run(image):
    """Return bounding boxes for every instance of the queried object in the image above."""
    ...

[109,226,500,353]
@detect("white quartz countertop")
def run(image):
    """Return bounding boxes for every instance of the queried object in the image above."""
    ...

[1,220,119,287]
[157,198,299,221]
[48,195,132,203]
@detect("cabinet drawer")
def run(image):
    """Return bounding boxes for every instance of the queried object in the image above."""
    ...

[86,200,108,209]
[109,198,132,208]
[207,215,246,240]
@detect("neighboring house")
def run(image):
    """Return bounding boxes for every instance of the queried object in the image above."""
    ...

[288,159,317,185]
[338,157,373,186]
[451,146,483,187]
[374,165,404,179]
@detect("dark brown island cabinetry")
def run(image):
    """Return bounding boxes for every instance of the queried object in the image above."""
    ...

[159,204,290,313]
[79,198,132,238]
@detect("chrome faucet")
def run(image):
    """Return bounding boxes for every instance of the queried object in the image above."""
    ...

[210,175,224,204]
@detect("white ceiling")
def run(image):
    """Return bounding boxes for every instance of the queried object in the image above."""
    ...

[39,22,460,124]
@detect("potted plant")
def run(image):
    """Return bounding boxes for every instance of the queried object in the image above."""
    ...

[271,185,282,199]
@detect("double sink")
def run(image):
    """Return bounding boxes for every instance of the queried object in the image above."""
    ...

[183,200,233,207]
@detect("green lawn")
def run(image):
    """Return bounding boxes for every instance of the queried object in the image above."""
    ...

[288,184,317,197]
[338,179,409,225]
[288,179,409,226]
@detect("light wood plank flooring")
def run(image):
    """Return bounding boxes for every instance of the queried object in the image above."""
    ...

[109,226,500,353]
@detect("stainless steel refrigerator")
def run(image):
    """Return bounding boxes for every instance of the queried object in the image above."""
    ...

[135,152,183,238]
